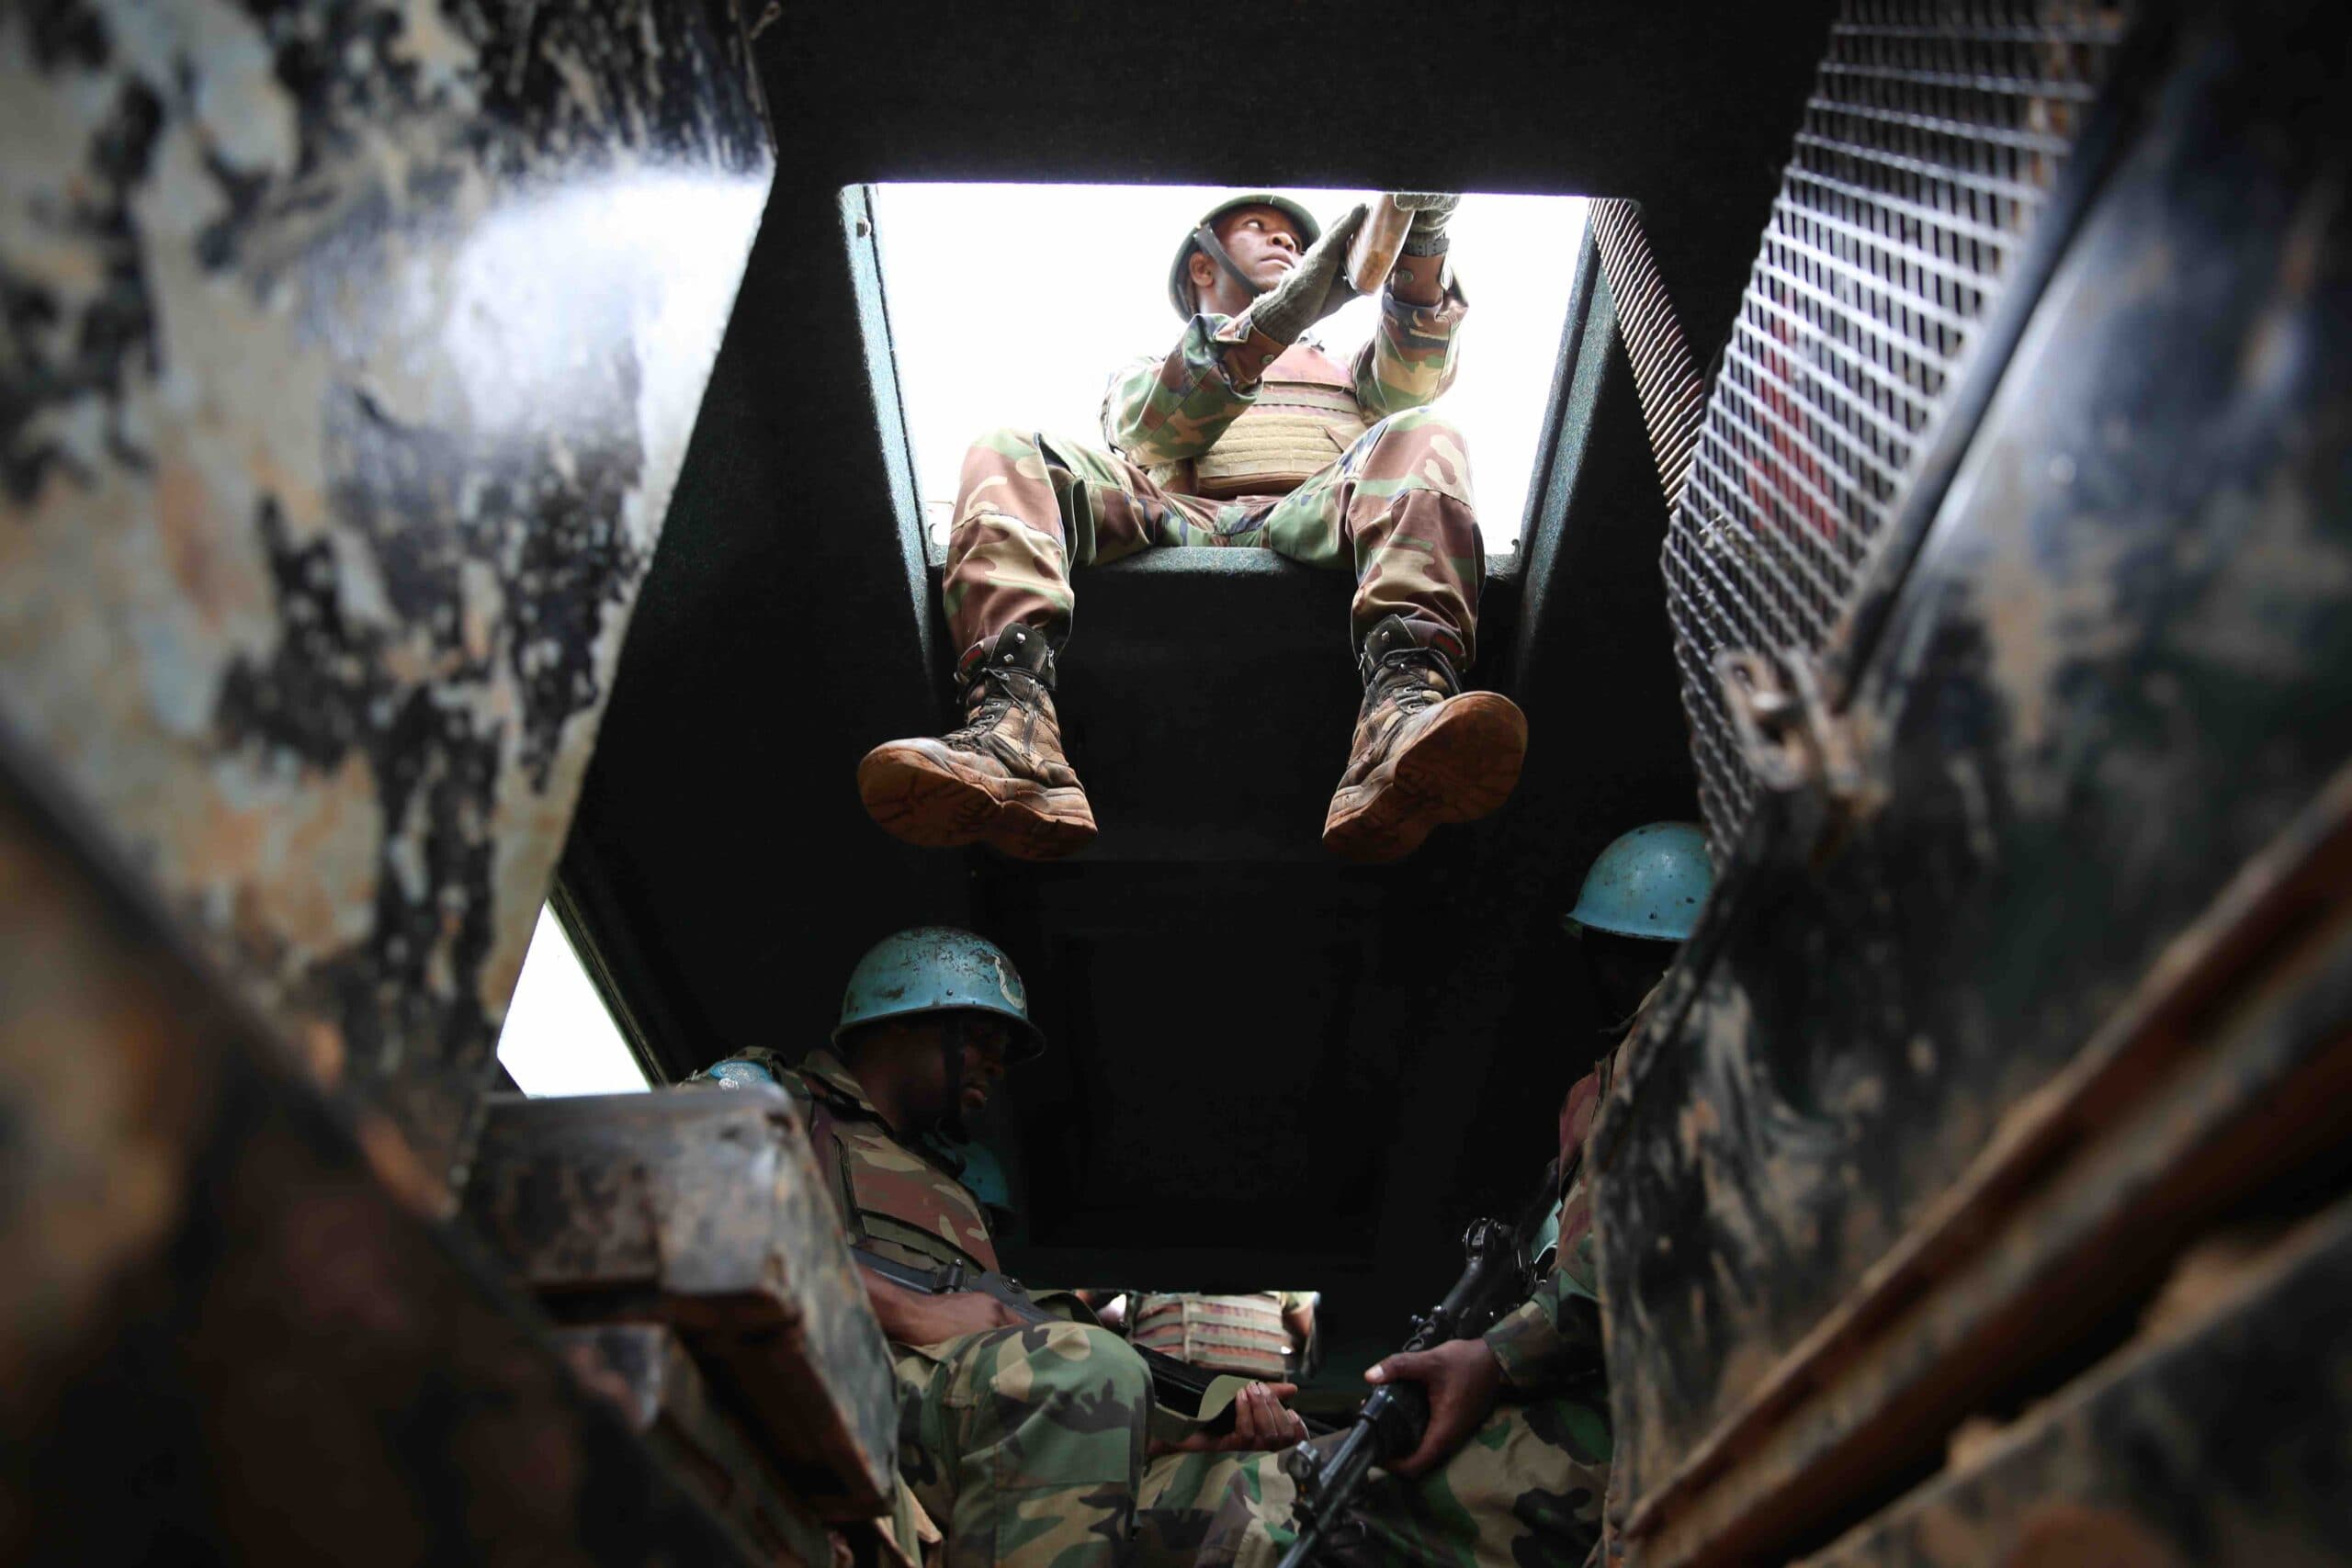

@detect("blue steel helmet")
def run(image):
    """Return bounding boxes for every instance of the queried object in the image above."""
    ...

[1168,193,1323,321]
[1566,823,1713,942]
[834,927,1045,1063]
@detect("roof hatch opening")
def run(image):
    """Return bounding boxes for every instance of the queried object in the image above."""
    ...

[868,184,1589,559]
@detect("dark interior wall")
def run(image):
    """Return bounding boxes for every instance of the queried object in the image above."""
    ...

[562,2,1833,1333]
[560,183,968,1066]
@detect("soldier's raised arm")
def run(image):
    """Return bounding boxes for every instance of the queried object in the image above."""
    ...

[1100,324,1256,466]
[1353,193,1468,418]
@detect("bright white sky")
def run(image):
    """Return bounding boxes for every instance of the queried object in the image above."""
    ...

[872,185,1588,554]
[497,905,649,1095]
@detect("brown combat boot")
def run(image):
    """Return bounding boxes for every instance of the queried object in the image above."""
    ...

[1322,616,1528,862]
[857,625,1097,860]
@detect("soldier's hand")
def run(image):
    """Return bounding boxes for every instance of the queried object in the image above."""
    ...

[1246,204,1368,345]
[1389,192,1461,254]
[1363,1337,1502,1476]
[1153,1381,1309,1454]
[861,1269,1024,1346]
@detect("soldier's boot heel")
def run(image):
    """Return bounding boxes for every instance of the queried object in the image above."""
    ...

[855,625,1097,861]
[855,743,1098,857]
[1322,618,1527,863]
[988,780,1099,861]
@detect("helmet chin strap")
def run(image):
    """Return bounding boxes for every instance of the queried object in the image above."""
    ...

[1192,223,1270,311]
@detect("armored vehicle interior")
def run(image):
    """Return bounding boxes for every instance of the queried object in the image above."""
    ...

[556,4,1838,1384]
[12,0,2348,1560]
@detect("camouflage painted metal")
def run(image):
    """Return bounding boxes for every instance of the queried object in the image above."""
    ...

[0,0,771,1185]
[1564,821,1713,942]
[837,926,1046,1061]
[464,1086,901,1519]
[0,736,761,1564]
[1595,12,2352,1562]
[1792,1196,2352,1568]
[552,1324,846,1568]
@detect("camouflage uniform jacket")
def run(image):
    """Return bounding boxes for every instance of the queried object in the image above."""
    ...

[1482,1052,1614,1392]
[732,1046,1003,1278]
[1101,282,1468,496]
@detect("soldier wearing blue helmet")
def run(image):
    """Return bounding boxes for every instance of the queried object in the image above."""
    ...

[696,927,1306,1568]
[1566,820,1713,1033]
[1191,825,1714,1568]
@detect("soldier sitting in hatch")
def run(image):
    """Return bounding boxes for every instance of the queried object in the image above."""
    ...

[856,192,1527,864]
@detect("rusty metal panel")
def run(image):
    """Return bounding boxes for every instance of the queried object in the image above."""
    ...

[1616,771,2352,1562]
[0,737,758,1564]
[464,1089,900,1520]
[1596,5,2352,1562]
[0,0,773,1182]
[554,1325,843,1568]
[1796,1195,2352,1568]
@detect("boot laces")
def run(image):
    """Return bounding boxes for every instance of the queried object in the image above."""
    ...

[945,667,1035,750]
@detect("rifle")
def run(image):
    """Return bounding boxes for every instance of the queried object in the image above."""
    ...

[1272,1219,1528,1568]
[851,1247,1333,1434]
[1346,195,1416,294]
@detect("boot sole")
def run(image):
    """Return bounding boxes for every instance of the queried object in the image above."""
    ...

[857,745,1097,861]
[1322,693,1528,863]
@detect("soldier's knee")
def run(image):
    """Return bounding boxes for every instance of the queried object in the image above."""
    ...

[1080,1326,1154,1412]
[1009,1323,1152,1414]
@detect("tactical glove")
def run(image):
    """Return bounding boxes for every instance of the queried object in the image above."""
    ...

[1393,192,1461,256]
[1245,202,1368,345]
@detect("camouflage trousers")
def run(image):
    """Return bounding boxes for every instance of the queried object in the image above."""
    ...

[895,1319,1158,1568]
[1132,1392,1611,1568]
[939,410,1487,678]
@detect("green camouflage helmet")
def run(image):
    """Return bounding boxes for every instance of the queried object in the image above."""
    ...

[835,926,1045,1062]
[1566,822,1713,942]
[1168,192,1323,321]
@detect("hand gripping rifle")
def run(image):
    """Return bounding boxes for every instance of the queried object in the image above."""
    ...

[1273,1219,1528,1568]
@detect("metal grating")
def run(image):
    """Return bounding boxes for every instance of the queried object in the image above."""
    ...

[1663,1,2126,857]
[1591,198,1707,511]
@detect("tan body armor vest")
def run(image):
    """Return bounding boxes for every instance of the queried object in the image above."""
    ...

[1151,344,1371,501]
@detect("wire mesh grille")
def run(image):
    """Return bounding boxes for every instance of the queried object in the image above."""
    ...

[1663,1,2127,858]
[1591,199,1707,509]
